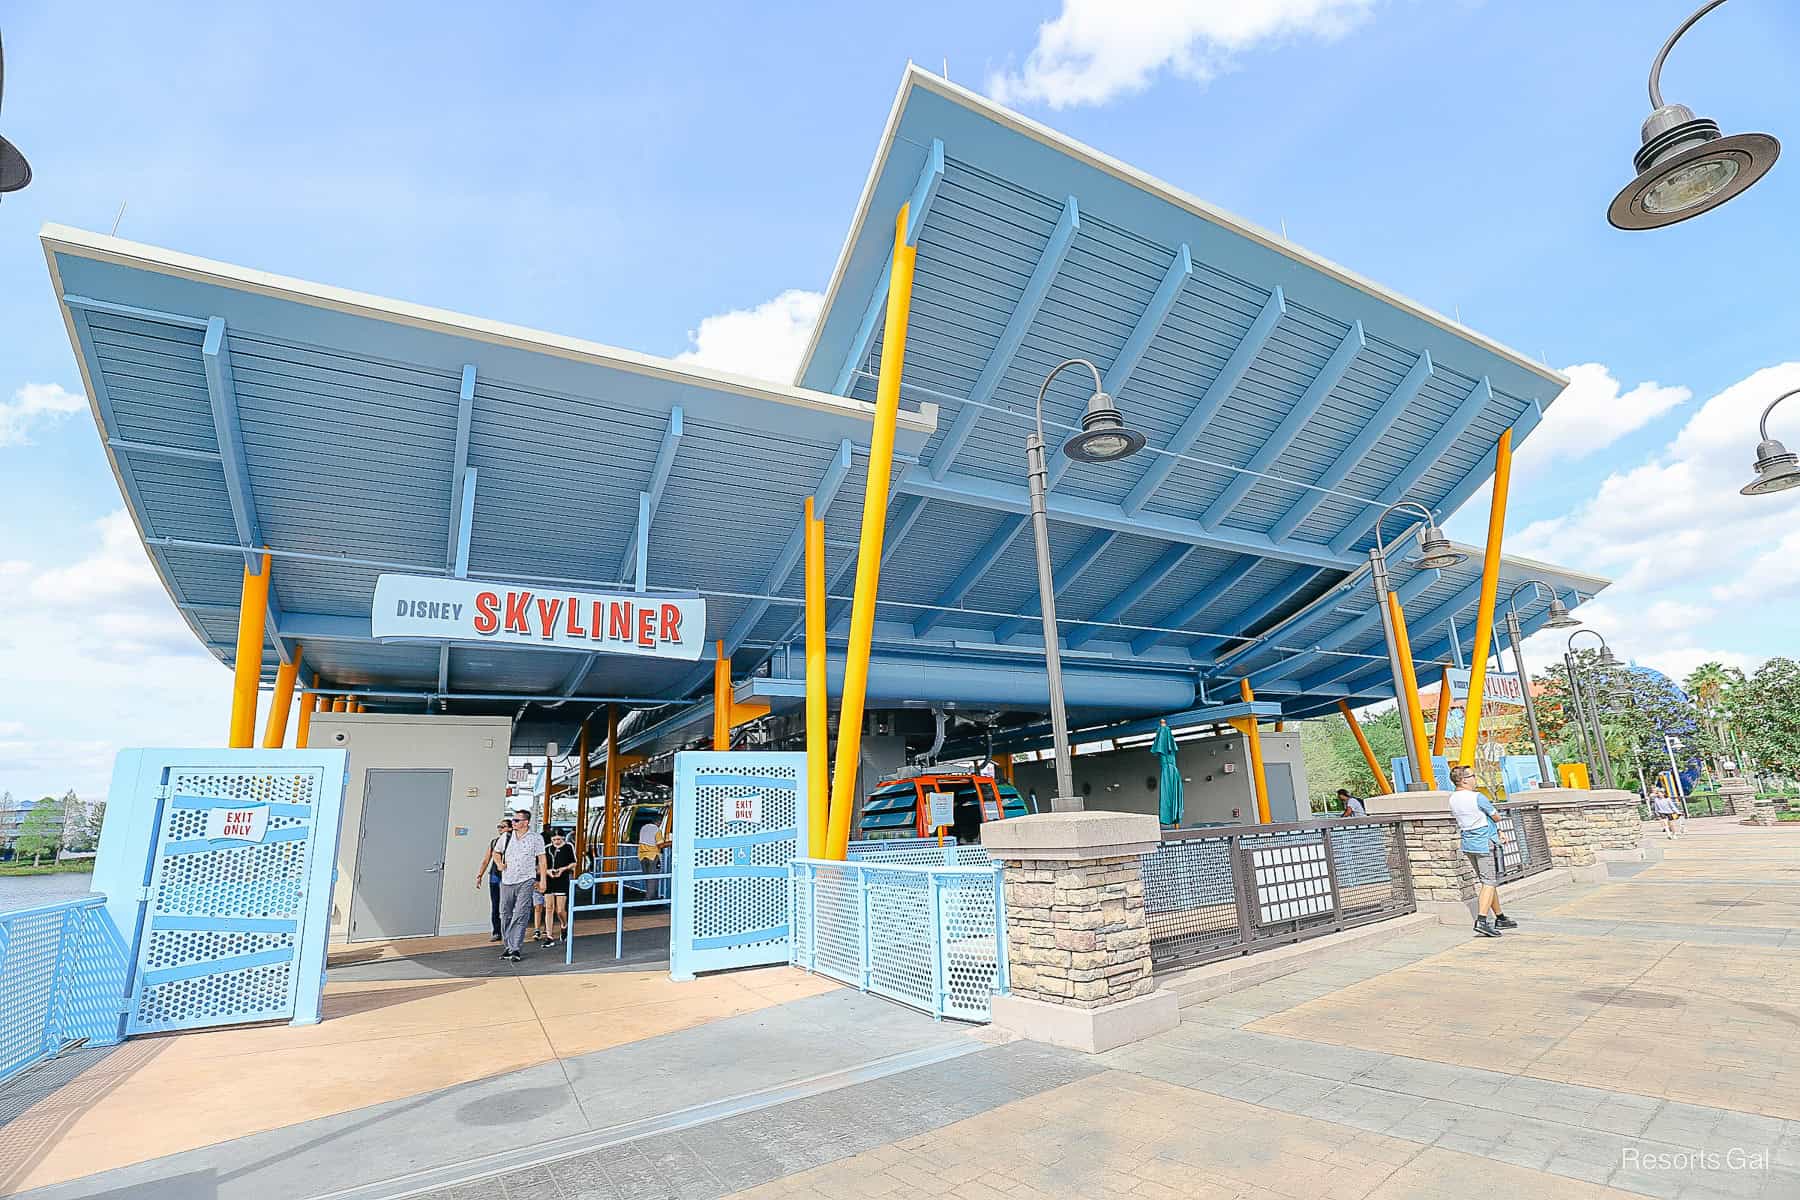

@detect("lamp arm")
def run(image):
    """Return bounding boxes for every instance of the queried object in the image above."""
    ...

[1649,0,1730,108]
[1035,358,1105,444]
[1758,387,1800,442]
[1371,499,1436,560]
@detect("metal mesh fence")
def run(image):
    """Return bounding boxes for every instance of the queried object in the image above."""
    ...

[1143,818,1414,972]
[847,839,990,867]
[0,899,129,1087]
[790,859,1006,1021]
[1494,804,1553,885]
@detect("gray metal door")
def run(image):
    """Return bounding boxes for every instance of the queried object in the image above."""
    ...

[1264,763,1299,823]
[349,769,450,941]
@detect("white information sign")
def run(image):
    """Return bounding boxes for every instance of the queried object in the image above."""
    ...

[1446,667,1525,708]
[724,793,763,825]
[204,804,270,843]
[371,573,705,661]
[925,790,955,830]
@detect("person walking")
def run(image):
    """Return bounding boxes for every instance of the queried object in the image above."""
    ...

[637,811,664,901]
[1650,787,1680,839]
[495,809,547,963]
[473,818,510,941]
[1336,788,1367,817]
[544,829,576,944]
[1447,765,1517,938]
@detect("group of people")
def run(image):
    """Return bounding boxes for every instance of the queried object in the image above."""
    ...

[475,810,578,962]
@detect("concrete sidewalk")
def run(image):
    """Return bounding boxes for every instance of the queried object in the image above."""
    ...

[8,820,1799,1199]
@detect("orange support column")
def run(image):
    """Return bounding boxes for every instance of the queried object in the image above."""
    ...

[261,644,302,748]
[296,692,318,748]
[713,640,731,751]
[1238,679,1272,824]
[1459,428,1514,765]
[1388,592,1434,789]
[602,705,621,890]
[1431,667,1452,757]
[1339,700,1394,796]
[227,551,272,748]
[803,497,829,857]
[574,719,592,869]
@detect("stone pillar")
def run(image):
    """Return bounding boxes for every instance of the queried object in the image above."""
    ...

[1746,795,1784,826]
[1511,789,1645,870]
[1719,777,1757,819]
[980,811,1178,1054]
[1366,791,1478,923]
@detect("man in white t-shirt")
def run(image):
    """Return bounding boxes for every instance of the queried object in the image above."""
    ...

[495,809,547,962]
[1336,788,1368,818]
[1447,765,1516,939]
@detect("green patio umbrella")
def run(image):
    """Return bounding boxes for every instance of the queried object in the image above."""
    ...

[1153,720,1183,826]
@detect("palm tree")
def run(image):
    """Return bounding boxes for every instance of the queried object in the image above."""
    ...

[1685,662,1743,780]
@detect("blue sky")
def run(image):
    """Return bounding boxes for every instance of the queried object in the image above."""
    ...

[3,0,1797,801]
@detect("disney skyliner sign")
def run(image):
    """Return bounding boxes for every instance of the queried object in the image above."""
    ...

[371,574,706,660]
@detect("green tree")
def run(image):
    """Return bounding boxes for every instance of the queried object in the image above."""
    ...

[1685,662,1745,782]
[1732,657,1800,779]
[14,797,63,865]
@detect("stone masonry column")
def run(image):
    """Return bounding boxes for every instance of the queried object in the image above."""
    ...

[1511,788,1646,873]
[1366,792,1479,923]
[980,811,1179,1054]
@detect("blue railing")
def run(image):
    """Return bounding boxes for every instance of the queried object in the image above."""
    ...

[0,897,130,1086]
[847,837,991,866]
[564,856,672,965]
[789,858,1007,1022]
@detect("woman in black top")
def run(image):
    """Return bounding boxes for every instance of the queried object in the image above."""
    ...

[543,829,577,945]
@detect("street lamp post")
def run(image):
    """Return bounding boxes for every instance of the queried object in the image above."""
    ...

[1608,0,1779,230]
[1565,630,1620,789]
[1741,388,1800,495]
[1027,358,1146,812]
[1370,502,1466,790]
[1503,581,1581,787]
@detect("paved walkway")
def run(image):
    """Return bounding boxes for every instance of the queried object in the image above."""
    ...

[7,820,1798,1199]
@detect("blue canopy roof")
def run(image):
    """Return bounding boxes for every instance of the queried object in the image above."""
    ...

[42,67,1604,754]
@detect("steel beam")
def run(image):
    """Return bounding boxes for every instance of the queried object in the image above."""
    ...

[1064,545,1195,649]
[899,468,1358,570]
[928,196,1080,480]
[1249,568,1440,687]
[1191,565,1324,662]
[1121,286,1285,515]
[1328,375,1490,554]
[1298,575,1490,692]
[617,405,685,583]
[913,519,1028,636]
[1202,321,1363,527]
[831,139,946,396]
[1131,558,1259,655]
[993,531,1116,642]
[1268,350,1433,543]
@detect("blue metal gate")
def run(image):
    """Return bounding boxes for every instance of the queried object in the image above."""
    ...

[669,752,807,980]
[102,752,348,1035]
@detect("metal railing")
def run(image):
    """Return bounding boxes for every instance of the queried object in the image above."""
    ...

[564,855,672,964]
[789,858,1007,1022]
[846,837,991,867]
[0,897,130,1086]
[1141,817,1415,973]
[1493,802,1553,885]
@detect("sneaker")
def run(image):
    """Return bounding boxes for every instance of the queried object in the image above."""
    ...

[1494,914,1518,930]
[504,951,522,963]
[1473,917,1502,938]
[489,932,502,942]
[500,949,514,960]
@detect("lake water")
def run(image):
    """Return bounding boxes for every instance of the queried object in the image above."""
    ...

[0,871,98,912]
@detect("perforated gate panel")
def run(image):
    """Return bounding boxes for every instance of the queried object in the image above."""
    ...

[670,752,807,980]
[127,764,330,1034]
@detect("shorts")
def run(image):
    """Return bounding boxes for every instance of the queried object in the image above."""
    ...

[532,889,544,907]
[1465,850,1499,886]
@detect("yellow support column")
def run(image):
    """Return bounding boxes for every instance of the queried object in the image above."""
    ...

[1388,592,1434,789]
[1458,428,1514,766]
[261,644,302,748]
[1338,700,1393,796]
[804,497,829,858]
[331,696,348,713]
[228,551,272,748]
[1238,679,1272,824]
[827,203,917,861]
[602,705,621,892]
[713,640,731,751]
[296,692,318,748]
[1431,667,1452,757]
[996,753,1015,785]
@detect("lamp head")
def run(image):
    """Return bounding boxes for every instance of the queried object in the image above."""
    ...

[1608,104,1778,230]
[1544,595,1580,630]
[1596,647,1620,669]
[1062,390,1146,464]
[1410,520,1467,570]
[1741,437,1800,496]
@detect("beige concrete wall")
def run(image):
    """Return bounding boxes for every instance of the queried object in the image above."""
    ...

[309,712,512,941]
[1012,730,1308,825]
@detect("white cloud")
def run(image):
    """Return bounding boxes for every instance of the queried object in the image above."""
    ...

[0,510,227,803]
[0,383,87,448]
[675,289,823,384]
[988,0,1377,110]
[1516,363,1689,476]
[1500,363,1800,680]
